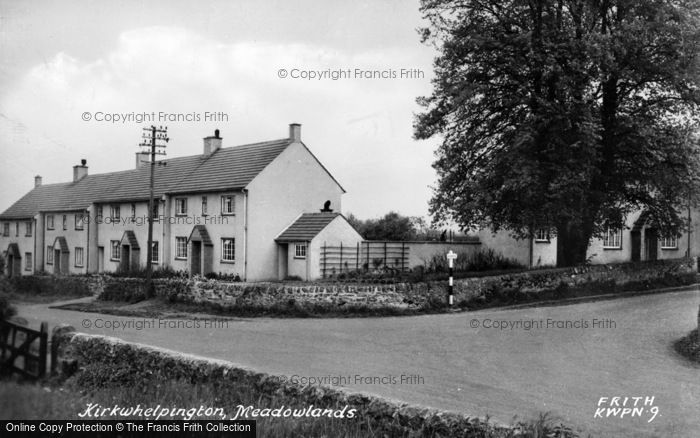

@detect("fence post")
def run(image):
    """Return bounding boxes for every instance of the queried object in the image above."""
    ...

[322,242,327,278]
[38,322,48,377]
[384,242,387,268]
[366,242,370,271]
[356,242,359,271]
[340,242,343,274]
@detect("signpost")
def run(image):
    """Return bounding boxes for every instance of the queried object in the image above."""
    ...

[446,250,457,306]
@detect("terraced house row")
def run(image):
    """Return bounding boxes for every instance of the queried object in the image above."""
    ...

[0,124,363,281]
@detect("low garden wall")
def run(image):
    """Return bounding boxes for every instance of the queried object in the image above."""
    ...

[51,328,509,436]
[12,258,697,313]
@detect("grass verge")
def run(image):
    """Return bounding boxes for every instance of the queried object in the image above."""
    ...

[674,330,700,363]
[0,377,584,437]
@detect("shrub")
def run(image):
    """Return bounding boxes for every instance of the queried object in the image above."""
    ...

[10,275,92,297]
[0,276,17,320]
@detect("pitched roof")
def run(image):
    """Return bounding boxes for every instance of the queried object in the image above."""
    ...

[120,230,140,250]
[0,138,292,219]
[275,212,340,242]
[189,225,213,245]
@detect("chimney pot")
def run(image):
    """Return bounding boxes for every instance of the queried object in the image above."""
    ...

[289,123,301,142]
[215,129,220,138]
[34,175,42,188]
[81,158,87,166]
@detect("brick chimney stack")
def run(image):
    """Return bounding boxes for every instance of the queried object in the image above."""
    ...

[34,175,42,187]
[73,159,88,182]
[289,123,301,142]
[203,129,222,156]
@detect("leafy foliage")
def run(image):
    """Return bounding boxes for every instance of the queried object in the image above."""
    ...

[416,0,700,265]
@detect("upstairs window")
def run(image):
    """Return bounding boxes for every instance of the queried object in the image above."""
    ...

[15,222,19,237]
[221,196,235,215]
[46,215,55,230]
[62,215,67,230]
[25,221,32,237]
[95,206,103,222]
[602,227,622,249]
[130,204,136,222]
[201,196,208,215]
[152,202,160,222]
[2,223,8,236]
[111,205,120,222]
[75,214,85,231]
[175,198,187,216]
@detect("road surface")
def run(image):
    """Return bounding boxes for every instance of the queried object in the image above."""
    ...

[16,288,700,438]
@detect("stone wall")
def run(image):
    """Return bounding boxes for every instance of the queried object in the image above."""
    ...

[51,328,510,436]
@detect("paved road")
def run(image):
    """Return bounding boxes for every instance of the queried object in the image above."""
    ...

[16,289,700,438]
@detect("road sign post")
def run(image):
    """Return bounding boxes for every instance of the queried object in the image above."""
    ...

[446,250,457,306]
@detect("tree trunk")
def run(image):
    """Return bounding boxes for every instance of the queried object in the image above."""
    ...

[556,220,594,267]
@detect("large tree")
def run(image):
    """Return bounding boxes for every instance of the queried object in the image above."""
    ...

[415,0,700,266]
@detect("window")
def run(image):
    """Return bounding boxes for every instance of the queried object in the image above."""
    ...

[660,235,678,249]
[152,202,160,222]
[75,247,84,267]
[175,237,188,259]
[46,246,54,265]
[221,238,235,262]
[96,206,103,222]
[110,240,121,260]
[534,228,549,242]
[602,227,622,249]
[221,195,235,215]
[25,221,32,237]
[62,215,67,230]
[111,205,120,222]
[47,215,54,230]
[15,222,19,237]
[75,214,85,230]
[175,198,187,216]
[130,204,136,222]
[2,223,8,236]
[151,241,159,263]
[201,196,208,215]
[294,243,307,258]
[24,253,32,271]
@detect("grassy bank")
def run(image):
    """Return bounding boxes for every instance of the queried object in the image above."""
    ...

[674,330,700,363]
[0,377,583,438]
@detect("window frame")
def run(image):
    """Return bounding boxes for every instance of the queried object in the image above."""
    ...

[221,195,235,215]
[15,222,19,237]
[2,223,9,236]
[201,196,208,216]
[74,247,84,267]
[175,198,188,216]
[221,237,235,262]
[25,221,32,237]
[602,227,623,249]
[294,243,307,259]
[110,240,121,261]
[46,215,55,230]
[660,235,678,250]
[24,252,32,271]
[175,236,188,260]
[62,215,67,231]
[75,213,85,231]
[46,246,54,265]
[111,205,120,222]
[151,241,159,264]
[534,228,549,243]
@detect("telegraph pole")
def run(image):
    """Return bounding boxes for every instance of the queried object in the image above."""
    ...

[139,125,168,296]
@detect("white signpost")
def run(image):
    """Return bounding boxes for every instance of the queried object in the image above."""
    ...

[446,250,457,306]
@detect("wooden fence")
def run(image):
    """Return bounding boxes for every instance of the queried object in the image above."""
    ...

[321,241,410,278]
[0,320,48,379]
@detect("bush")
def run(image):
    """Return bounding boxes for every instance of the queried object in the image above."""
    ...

[10,275,92,297]
[0,276,17,320]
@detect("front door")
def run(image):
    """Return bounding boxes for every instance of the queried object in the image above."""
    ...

[645,228,658,261]
[7,255,13,277]
[54,250,61,274]
[631,230,641,262]
[120,245,130,272]
[191,241,202,276]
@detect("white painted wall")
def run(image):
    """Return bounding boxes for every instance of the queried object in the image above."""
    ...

[246,142,344,281]
[308,216,364,280]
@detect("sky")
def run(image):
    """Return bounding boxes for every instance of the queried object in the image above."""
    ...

[0,0,441,221]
